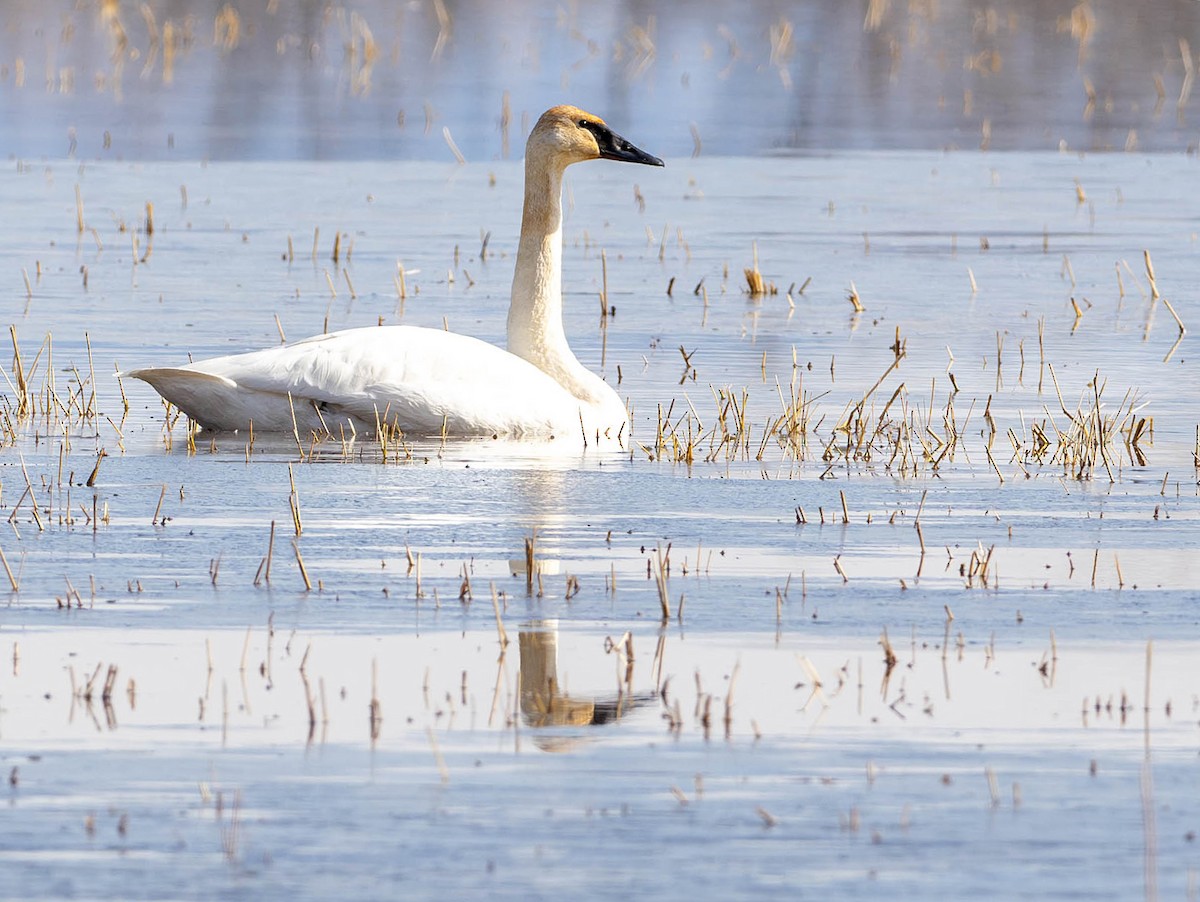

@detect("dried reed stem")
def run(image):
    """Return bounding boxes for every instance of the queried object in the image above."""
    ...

[292,541,312,591]
[654,546,671,620]
[490,582,509,649]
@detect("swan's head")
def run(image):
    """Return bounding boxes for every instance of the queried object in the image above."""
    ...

[529,105,664,169]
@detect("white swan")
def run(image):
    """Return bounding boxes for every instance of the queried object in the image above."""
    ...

[127,105,663,445]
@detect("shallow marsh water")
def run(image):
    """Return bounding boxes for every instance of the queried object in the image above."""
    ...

[3,626,1199,900]
[3,1,1200,899]
[1,147,1197,901]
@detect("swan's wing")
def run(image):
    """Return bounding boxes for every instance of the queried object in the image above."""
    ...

[128,326,578,435]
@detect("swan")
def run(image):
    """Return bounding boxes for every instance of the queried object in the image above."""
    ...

[126,105,663,446]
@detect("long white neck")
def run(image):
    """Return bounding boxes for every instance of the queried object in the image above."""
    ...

[507,153,608,406]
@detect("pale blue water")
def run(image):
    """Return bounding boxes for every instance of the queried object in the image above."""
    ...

[2,2,1199,899]
[2,149,1197,901]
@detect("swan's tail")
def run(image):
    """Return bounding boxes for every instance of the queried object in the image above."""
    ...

[124,367,250,431]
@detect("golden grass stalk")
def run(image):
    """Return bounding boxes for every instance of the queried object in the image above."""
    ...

[287,464,303,536]
[654,545,671,620]
[85,449,107,487]
[744,242,776,297]
[0,543,18,591]
[1143,250,1159,300]
[151,484,167,525]
[292,541,312,591]
[847,282,864,313]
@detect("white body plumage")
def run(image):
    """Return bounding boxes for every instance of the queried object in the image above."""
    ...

[126,105,663,449]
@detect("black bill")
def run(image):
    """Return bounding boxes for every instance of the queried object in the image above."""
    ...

[586,121,665,167]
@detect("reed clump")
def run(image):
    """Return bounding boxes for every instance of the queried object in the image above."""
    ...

[2,328,103,445]
[641,346,1149,484]
[744,242,777,298]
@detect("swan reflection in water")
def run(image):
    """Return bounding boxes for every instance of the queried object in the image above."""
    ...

[517,620,659,750]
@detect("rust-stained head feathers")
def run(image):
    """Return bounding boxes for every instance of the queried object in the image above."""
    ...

[528,105,663,168]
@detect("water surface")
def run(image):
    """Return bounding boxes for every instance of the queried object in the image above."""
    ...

[2,2,1199,899]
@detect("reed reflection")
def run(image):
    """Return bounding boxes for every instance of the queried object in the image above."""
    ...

[4,0,1197,160]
